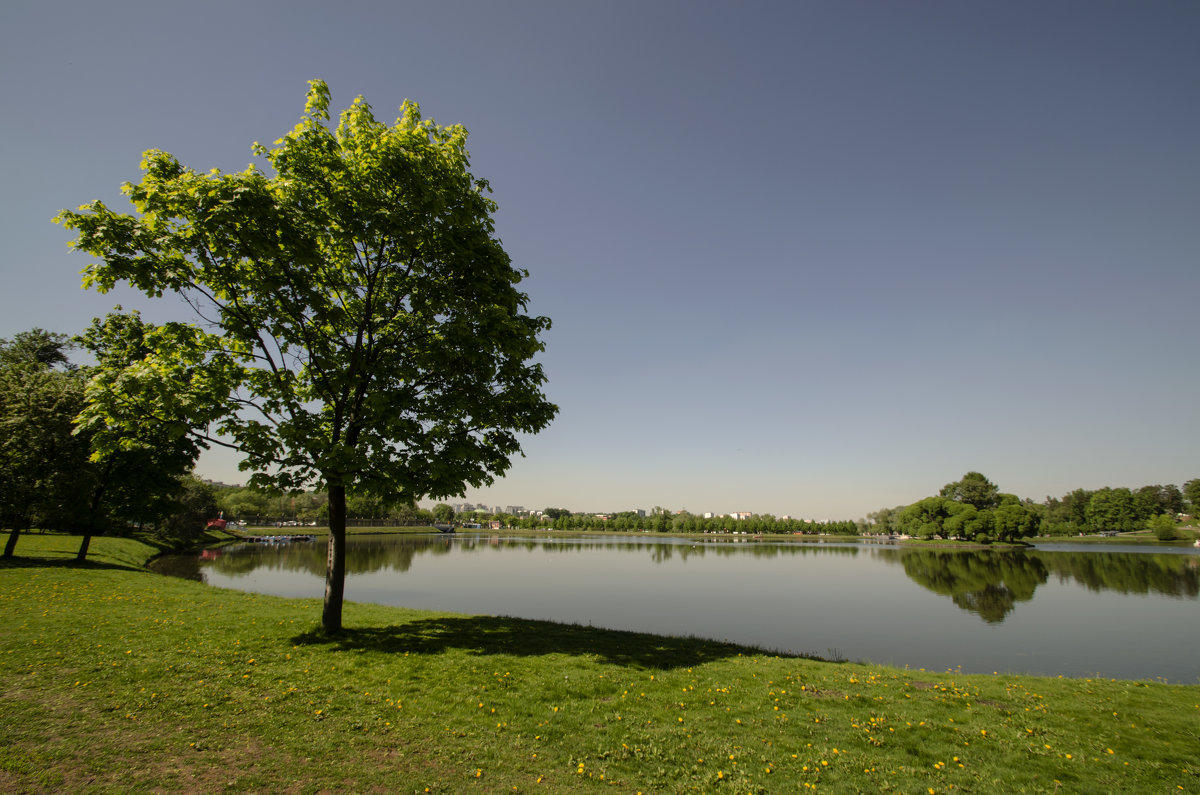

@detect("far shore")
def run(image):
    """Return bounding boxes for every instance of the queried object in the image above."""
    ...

[226,524,1200,548]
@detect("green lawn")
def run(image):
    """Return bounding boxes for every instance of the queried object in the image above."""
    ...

[2,533,1197,793]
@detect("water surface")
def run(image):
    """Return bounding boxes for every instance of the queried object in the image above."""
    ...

[155,534,1200,682]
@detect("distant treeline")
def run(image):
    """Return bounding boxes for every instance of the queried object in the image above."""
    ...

[869,473,1198,542]
[213,473,1199,541]
[509,511,860,535]
[212,487,859,534]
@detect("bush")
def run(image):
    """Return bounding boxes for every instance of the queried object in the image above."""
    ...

[1147,513,1178,542]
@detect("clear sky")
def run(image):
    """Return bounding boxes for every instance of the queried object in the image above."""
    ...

[2,1,1197,519]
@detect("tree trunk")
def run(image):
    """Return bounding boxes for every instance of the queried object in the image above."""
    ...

[78,460,113,562]
[2,527,20,558]
[321,483,347,633]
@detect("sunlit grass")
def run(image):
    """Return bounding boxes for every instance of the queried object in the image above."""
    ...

[2,532,1197,792]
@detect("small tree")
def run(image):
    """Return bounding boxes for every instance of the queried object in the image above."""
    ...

[58,80,556,631]
[1147,513,1177,542]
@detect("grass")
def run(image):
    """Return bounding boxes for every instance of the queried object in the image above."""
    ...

[3,533,1198,793]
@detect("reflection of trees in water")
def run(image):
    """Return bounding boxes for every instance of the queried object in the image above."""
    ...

[198,534,865,577]
[898,550,1048,623]
[1037,552,1199,597]
[149,554,205,581]
[207,542,327,577]
[890,547,1200,622]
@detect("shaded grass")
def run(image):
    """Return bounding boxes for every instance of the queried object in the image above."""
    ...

[2,533,1198,793]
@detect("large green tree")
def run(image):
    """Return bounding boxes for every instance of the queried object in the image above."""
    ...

[939,472,1001,511]
[0,335,88,555]
[74,312,207,558]
[1085,487,1138,534]
[58,80,557,632]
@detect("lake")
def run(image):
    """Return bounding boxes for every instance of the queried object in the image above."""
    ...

[154,534,1200,682]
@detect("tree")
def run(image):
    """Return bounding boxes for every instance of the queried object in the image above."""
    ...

[156,476,220,548]
[1160,484,1184,516]
[1,323,203,559]
[992,498,1040,543]
[898,497,952,538]
[74,311,207,558]
[940,472,1001,511]
[943,502,993,542]
[58,80,556,632]
[218,487,272,523]
[1085,487,1138,534]
[868,506,903,535]
[0,328,74,369]
[1132,485,1164,521]
[1146,513,1177,542]
[1184,479,1200,513]
[0,353,87,554]
[431,503,454,523]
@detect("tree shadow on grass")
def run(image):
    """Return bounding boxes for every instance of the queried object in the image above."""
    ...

[0,555,151,573]
[291,615,829,671]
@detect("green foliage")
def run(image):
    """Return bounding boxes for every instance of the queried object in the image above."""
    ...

[155,476,220,548]
[867,505,903,535]
[1085,487,1138,534]
[1146,513,1177,542]
[57,80,557,630]
[896,475,1038,543]
[939,471,1000,510]
[1183,479,1200,513]
[992,499,1041,543]
[0,325,205,557]
[431,503,454,522]
[0,328,74,369]
[1039,488,1093,535]
[899,496,953,538]
[0,355,89,544]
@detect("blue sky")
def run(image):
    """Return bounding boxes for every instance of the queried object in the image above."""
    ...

[2,1,1197,519]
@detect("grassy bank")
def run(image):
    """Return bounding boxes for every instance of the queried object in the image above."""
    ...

[2,534,1197,793]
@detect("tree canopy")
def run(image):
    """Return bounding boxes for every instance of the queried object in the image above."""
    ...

[898,473,1039,543]
[1,326,204,558]
[57,80,557,631]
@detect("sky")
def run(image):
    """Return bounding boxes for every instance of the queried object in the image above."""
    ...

[2,1,1197,520]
